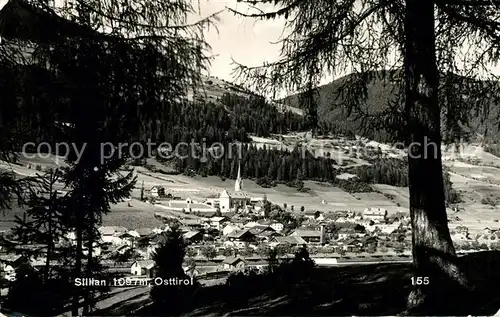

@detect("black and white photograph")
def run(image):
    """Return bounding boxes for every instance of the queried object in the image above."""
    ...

[0,0,499,315]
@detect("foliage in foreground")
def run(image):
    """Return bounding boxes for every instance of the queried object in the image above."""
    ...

[150,225,199,314]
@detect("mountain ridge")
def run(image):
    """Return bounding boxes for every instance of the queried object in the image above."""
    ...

[281,69,500,143]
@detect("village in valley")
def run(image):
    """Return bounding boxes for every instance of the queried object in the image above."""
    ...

[1,134,500,291]
[1,161,410,286]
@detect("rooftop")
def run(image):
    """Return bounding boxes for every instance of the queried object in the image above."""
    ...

[136,228,154,236]
[98,226,128,236]
[222,256,244,265]
[274,236,307,245]
[134,260,155,269]
[292,229,322,237]
[227,228,255,239]
[210,217,226,222]
[184,231,201,239]
[180,219,202,226]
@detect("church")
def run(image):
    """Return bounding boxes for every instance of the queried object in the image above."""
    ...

[219,162,250,212]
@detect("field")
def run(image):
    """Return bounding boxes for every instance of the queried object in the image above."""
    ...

[371,184,410,209]
[104,200,164,229]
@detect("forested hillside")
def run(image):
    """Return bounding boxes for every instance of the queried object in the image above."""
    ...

[282,70,500,144]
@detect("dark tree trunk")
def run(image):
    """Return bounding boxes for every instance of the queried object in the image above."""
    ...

[83,207,94,315]
[72,225,82,316]
[404,0,470,311]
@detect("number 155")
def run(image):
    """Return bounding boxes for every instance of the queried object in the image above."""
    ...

[411,277,429,285]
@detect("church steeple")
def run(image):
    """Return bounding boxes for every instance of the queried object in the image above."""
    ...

[235,161,242,192]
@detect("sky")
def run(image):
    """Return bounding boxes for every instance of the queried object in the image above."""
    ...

[195,0,500,88]
[195,1,293,82]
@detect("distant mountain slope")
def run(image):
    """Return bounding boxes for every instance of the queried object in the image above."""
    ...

[189,75,304,115]
[187,75,256,104]
[282,70,500,143]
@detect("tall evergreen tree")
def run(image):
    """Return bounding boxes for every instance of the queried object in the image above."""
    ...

[230,0,499,312]
[151,225,198,314]
[1,0,217,314]
[12,168,67,282]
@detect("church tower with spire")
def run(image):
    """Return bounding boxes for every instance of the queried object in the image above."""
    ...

[234,161,242,192]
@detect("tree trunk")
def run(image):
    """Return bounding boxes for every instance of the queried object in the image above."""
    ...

[83,207,94,315]
[404,0,470,311]
[72,226,82,316]
[83,225,94,316]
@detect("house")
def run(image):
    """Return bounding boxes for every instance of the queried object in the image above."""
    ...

[152,226,168,234]
[195,210,217,218]
[222,224,242,236]
[249,225,279,242]
[183,266,201,278]
[244,221,260,228]
[136,235,156,250]
[150,186,165,198]
[136,228,154,237]
[257,219,284,232]
[63,231,78,245]
[226,229,256,245]
[114,244,131,255]
[2,264,15,281]
[363,208,387,222]
[209,216,227,230]
[253,201,264,212]
[455,226,469,235]
[270,222,284,232]
[219,190,250,211]
[337,227,356,240]
[82,242,102,257]
[335,217,354,223]
[363,236,383,249]
[130,260,155,277]
[0,254,27,281]
[344,238,363,251]
[150,186,160,198]
[483,227,495,235]
[221,256,245,272]
[248,225,275,235]
[291,227,324,244]
[304,210,325,221]
[255,230,281,242]
[179,219,203,230]
[183,230,203,243]
[117,232,135,247]
[451,231,468,243]
[377,224,400,235]
[98,226,128,245]
[271,236,307,247]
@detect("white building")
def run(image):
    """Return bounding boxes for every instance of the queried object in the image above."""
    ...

[209,216,227,230]
[150,186,159,198]
[219,162,255,211]
[219,190,250,211]
[235,162,242,192]
[3,264,15,281]
[244,221,260,228]
[221,256,245,272]
[131,260,155,276]
[98,226,128,245]
[363,208,387,222]
[222,224,242,236]
[270,222,284,232]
